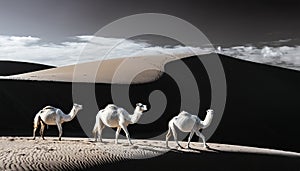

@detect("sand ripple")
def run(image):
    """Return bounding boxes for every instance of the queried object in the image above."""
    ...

[1,137,299,170]
[0,137,166,171]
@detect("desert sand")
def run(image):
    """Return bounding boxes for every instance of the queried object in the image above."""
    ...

[0,137,299,171]
[4,53,197,84]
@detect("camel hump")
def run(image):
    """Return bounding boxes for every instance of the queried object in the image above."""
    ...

[42,106,56,110]
[117,107,129,114]
[105,104,118,110]
[178,111,190,116]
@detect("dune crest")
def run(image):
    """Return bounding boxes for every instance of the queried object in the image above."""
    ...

[5,53,199,84]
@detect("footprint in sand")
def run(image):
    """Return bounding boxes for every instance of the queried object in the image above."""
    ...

[131,146,139,149]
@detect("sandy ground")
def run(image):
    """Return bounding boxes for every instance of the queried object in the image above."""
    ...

[0,136,299,171]
[0,137,166,170]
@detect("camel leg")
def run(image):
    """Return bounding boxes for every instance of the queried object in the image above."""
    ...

[40,121,46,140]
[120,125,133,145]
[93,121,98,142]
[57,123,63,141]
[93,128,98,142]
[170,123,182,148]
[93,117,103,142]
[165,127,172,148]
[33,127,38,140]
[98,122,105,143]
[33,114,40,140]
[195,130,207,148]
[186,131,195,149]
[115,127,121,144]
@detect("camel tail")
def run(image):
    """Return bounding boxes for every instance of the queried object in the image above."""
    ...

[93,111,103,137]
[33,112,41,128]
[168,118,174,128]
[167,118,177,136]
[166,117,177,147]
[92,123,97,135]
[92,117,98,136]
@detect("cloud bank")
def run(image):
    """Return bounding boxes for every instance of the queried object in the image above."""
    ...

[0,35,299,71]
[217,45,300,70]
[0,35,208,66]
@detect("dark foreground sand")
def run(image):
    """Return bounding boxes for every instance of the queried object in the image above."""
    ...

[0,137,299,171]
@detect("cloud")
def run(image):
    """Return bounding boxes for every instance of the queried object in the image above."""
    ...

[0,35,209,66]
[0,36,40,46]
[217,45,300,70]
[0,35,299,71]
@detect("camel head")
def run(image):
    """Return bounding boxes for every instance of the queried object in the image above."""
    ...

[73,103,83,111]
[206,109,214,116]
[136,103,147,112]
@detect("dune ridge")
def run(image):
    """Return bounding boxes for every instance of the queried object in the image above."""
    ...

[0,61,53,76]
[3,53,202,84]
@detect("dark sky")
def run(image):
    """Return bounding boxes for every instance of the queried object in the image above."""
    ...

[0,0,299,46]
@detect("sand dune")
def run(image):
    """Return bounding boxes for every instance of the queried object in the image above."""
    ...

[5,53,196,84]
[1,54,300,170]
[0,61,53,76]
[0,54,300,153]
[0,137,299,171]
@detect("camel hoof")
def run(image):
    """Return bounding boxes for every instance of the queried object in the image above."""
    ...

[177,145,183,149]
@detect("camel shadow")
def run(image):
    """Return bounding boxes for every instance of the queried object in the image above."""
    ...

[188,146,223,153]
[169,145,223,154]
[90,140,110,145]
[133,144,169,153]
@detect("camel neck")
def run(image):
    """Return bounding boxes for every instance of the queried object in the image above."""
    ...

[129,108,143,124]
[202,112,213,128]
[65,106,77,122]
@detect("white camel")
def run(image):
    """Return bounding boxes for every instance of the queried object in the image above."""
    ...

[93,103,147,145]
[33,103,83,141]
[166,109,214,148]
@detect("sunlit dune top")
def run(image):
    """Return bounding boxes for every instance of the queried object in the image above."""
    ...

[4,53,203,84]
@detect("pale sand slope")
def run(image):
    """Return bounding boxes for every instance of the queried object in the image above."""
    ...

[3,53,203,84]
[0,137,299,171]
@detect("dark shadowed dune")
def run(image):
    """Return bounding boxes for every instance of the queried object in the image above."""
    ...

[0,61,54,76]
[0,54,300,170]
[98,148,300,171]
